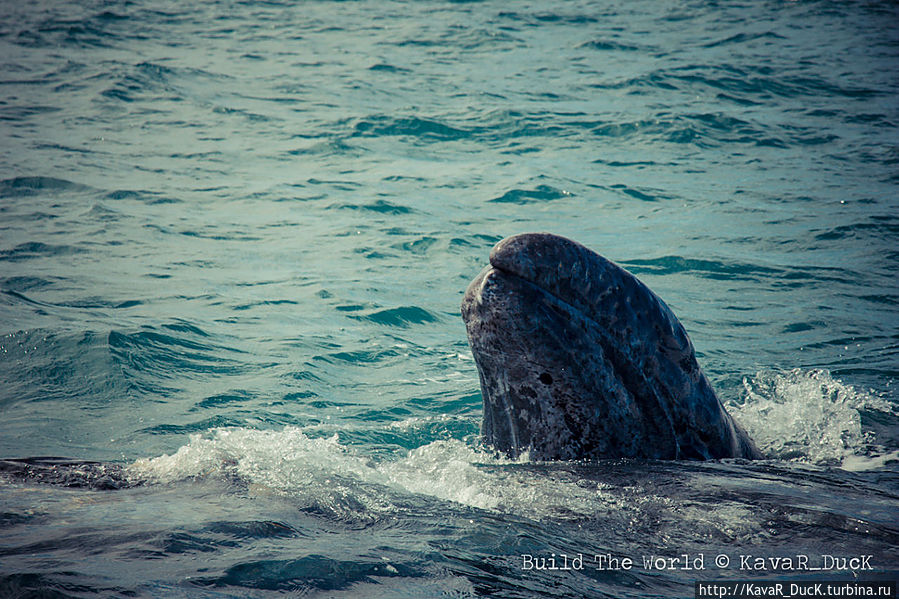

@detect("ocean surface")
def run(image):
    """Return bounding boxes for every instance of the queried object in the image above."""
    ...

[1,0,898,597]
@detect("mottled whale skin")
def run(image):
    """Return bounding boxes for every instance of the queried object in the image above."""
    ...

[461,233,761,461]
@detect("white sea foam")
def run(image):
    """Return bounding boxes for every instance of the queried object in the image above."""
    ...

[127,427,638,519]
[729,368,896,468]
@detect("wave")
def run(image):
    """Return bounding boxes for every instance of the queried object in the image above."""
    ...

[352,116,470,142]
[0,242,86,263]
[108,325,250,384]
[128,428,627,520]
[592,64,881,101]
[296,99,882,156]
[347,306,440,328]
[0,329,125,409]
[488,185,572,204]
[0,176,94,197]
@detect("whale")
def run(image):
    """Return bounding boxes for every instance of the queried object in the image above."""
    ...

[461,233,761,461]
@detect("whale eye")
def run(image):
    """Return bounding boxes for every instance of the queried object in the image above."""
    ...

[539,372,553,385]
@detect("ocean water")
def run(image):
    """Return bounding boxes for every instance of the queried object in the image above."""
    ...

[1,0,898,597]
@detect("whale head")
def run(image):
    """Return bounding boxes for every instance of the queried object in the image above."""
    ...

[461,233,760,461]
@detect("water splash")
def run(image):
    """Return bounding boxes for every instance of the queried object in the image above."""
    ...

[730,368,897,467]
[127,427,637,520]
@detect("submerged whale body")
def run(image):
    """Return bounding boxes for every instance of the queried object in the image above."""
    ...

[461,233,761,461]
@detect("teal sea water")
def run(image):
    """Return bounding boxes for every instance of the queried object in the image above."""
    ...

[1,0,898,596]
